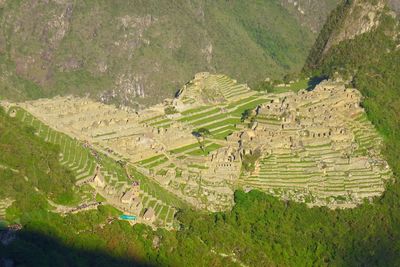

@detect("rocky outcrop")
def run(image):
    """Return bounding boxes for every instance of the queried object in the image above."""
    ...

[304,0,398,71]
[388,0,400,15]
[322,0,386,55]
[280,0,340,33]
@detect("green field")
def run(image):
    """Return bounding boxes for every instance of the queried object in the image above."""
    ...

[129,168,187,209]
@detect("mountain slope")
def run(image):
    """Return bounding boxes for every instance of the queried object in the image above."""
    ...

[304,0,398,71]
[0,0,333,108]
[280,0,340,33]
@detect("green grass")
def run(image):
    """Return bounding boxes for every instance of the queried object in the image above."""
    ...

[180,106,212,116]
[187,143,222,156]
[146,157,169,169]
[211,125,237,135]
[178,108,221,123]
[169,142,211,154]
[94,131,117,138]
[195,118,240,132]
[156,169,168,176]
[149,119,171,127]
[188,164,208,169]
[166,208,175,223]
[129,167,188,209]
[147,200,157,209]
[230,98,269,116]
[212,130,235,140]
[271,79,309,93]
[158,206,169,220]
[225,96,259,109]
[139,115,164,124]
[154,204,163,216]
[137,154,165,165]
[190,113,227,126]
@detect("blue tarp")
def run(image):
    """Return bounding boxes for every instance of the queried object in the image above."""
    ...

[119,214,137,220]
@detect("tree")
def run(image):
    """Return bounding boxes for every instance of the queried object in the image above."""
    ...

[242,149,261,172]
[254,81,274,92]
[282,73,297,84]
[164,106,178,115]
[241,109,253,122]
[192,128,211,153]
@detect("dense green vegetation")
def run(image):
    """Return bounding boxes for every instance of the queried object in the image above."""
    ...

[0,54,43,100]
[0,0,316,107]
[0,107,77,208]
[241,150,261,173]
[164,106,178,115]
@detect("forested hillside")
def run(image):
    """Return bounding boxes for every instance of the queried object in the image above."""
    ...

[0,0,338,108]
[279,0,340,33]
[0,107,76,208]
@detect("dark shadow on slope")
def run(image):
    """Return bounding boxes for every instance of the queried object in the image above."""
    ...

[0,228,154,267]
[307,75,328,91]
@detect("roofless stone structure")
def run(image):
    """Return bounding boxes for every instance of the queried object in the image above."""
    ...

[236,80,392,208]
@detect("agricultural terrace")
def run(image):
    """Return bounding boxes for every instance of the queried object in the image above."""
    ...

[6,107,181,228]
[2,74,391,214]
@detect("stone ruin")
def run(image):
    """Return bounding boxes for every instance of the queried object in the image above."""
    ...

[234,80,392,208]
[16,96,197,163]
[175,72,255,109]
[4,75,393,214]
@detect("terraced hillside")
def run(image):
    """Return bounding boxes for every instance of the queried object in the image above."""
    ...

[0,199,13,220]
[1,73,392,215]
[3,106,183,228]
[241,81,392,208]
[177,73,257,104]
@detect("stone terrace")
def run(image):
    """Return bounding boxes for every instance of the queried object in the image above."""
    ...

[3,75,393,213]
[237,80,392,208]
